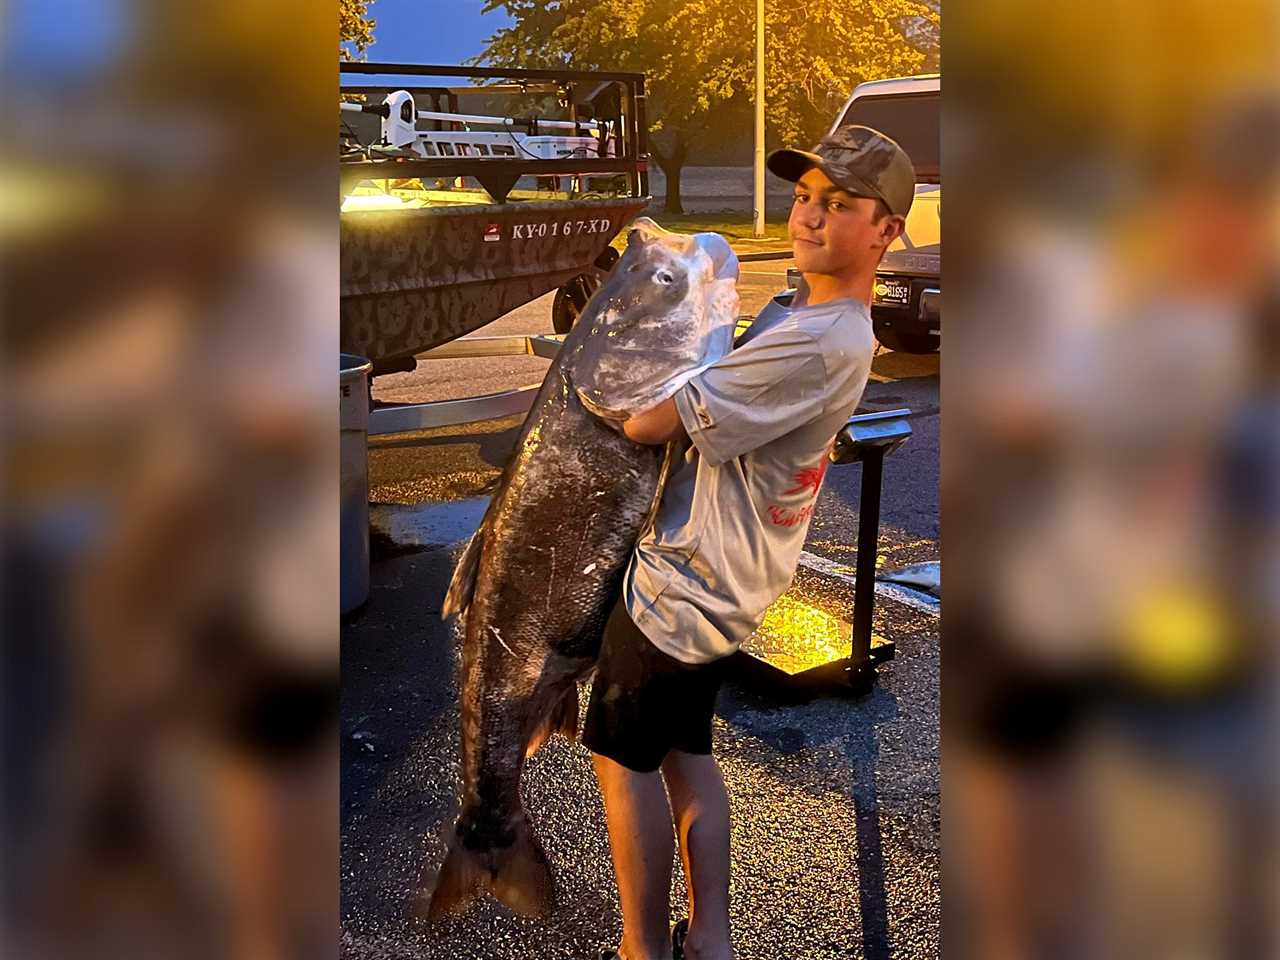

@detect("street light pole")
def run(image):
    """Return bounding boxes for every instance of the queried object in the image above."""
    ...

[753,0,765,238]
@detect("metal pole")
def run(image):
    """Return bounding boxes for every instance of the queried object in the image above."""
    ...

[619,83,634,195]
[414,109,602,131]
[849,448,884,679]
[635,77,650,198]
[753,0,766,238]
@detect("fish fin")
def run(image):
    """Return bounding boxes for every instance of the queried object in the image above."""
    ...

[489,822,555,918]
[638,440,680,539]
[557,686,580,739]
[442,527,485,620]
[524,722,552,759]
[420,844,483,921]
[524,686,581,758]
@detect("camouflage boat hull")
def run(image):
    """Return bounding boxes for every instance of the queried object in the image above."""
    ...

[340,197,648,369]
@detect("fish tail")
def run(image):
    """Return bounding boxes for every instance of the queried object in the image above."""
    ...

[423,816,554,920]
[489,818,554,917]
[419,842,482,921]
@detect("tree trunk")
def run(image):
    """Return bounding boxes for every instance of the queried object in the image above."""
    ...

[663,159,685,215]
[651,137,689,216]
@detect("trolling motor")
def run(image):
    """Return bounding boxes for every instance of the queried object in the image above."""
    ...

[341,90,614,160]
[340,90,417,149]
[380,90,419,148]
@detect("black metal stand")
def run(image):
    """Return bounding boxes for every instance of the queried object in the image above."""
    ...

[788,446,895,698]
[851,447,888,689]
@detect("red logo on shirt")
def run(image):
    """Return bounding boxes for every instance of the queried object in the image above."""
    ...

[768,453,831,527]
[783,461,830,497]
[768,503,815,527]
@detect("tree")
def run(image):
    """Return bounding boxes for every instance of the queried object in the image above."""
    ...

[478,0,744,213]
[764,0,938,147]
[340,0,375,59]
[478,0,938,214]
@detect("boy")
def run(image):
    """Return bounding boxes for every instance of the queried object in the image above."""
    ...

[584,126,915,960]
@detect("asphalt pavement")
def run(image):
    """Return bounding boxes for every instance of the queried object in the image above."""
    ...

[342,253,940,959]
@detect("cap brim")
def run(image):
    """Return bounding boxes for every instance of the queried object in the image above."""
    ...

[766,148,822,183]
[766,148,892,211]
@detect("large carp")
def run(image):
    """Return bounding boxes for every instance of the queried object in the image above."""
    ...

[426,219,739,919]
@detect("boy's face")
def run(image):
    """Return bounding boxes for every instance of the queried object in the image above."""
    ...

[787,167,902,276]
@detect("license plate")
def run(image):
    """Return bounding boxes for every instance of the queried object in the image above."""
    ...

[873,277,911,308]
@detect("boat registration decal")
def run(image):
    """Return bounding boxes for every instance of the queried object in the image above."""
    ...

[511,218,612,240]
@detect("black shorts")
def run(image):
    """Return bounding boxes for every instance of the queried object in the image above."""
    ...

[582,600,727,773]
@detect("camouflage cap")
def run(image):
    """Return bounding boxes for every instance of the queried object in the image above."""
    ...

[767,125,917,218]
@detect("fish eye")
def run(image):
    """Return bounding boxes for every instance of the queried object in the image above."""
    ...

[655,270,674,285]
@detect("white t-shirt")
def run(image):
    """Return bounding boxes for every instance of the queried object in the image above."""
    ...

[624,291,875,663]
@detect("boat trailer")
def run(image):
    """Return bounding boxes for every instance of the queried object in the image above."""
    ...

[340,62,651,375]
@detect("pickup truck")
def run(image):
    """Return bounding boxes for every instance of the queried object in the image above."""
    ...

[789,74,940,353]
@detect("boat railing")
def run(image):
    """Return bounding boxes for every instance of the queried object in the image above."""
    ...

[340,62,650,202]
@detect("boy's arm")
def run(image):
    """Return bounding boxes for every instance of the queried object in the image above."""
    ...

[622,396,688,445]
[621,326,832,459]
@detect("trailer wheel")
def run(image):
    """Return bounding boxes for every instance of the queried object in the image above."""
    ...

[552,247,620,334]
[552,276,595,334]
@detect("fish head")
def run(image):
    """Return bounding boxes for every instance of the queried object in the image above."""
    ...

[570,218,739,421]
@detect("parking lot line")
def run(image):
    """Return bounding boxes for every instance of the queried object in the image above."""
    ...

[797,549,940,616]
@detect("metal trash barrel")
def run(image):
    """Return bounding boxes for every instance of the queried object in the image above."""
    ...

[341,354,373,614]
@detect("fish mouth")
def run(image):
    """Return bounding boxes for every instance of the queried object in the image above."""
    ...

[574,387,630,423]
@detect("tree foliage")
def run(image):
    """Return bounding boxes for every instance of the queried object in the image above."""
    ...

[340,0,375,59]
[764,0,938,145]
[478,0,938,182]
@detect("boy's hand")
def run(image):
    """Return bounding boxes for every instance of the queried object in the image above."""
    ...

[622,396,687,446]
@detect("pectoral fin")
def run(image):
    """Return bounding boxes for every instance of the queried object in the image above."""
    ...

[442,527,484,620]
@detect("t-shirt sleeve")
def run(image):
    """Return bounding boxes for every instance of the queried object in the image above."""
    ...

[673,323,827,467]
